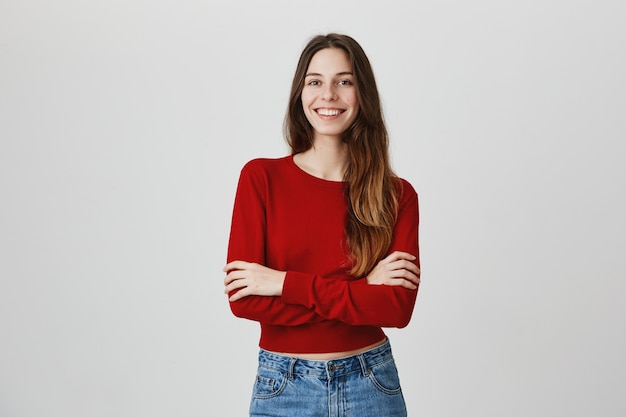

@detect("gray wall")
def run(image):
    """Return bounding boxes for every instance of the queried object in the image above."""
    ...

[1,0,625,416]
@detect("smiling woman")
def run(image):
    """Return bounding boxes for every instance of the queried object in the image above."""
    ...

[223,33,420,417]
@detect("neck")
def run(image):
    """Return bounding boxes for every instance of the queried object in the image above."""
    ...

[294,136,348,182]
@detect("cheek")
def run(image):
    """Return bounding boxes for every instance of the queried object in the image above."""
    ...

[348,97,359,115]
[300,90,314,108]
[300,93,315,123]
[351,98,360,112]
[346,91,359,108]
[348,99,360,123]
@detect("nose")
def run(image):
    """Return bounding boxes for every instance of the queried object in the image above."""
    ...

[321,84,337,101]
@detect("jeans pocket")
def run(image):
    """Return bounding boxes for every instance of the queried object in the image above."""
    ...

[367,359,403,395]
[253,367,288,399]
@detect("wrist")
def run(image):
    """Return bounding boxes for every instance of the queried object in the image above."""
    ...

[275,270,287,295]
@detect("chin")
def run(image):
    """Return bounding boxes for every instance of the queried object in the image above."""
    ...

[316,129,348,138]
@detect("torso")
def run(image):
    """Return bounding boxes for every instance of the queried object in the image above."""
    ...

[268,338,387,360]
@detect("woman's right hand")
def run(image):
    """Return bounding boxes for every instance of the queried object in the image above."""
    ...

[365,251,420,290]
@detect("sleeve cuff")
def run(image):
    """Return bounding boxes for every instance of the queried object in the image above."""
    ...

[282,270,314,307]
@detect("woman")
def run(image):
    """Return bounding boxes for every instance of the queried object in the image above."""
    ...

[224,33,420,417]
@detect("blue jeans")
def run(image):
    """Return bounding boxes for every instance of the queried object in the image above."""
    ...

[249,339,407,417]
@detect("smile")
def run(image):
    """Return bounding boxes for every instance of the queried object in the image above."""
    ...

[315,108,345,117]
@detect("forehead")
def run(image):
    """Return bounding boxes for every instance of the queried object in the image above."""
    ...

[306,48,353,75]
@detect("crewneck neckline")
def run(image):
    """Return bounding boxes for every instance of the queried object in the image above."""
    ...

[286,155,346,188]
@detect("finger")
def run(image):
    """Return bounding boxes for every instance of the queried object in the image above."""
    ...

[389,269,420,287]
[223,260,251,273]
[388,259,420,274]
[224,277,249,294]
[228,287,250,302]
[377,259,420,280]
[403,279,419,290]
[383,251,417,264]
[224,268,253,286]
[391,251,417,259]
[393,277,419,289]
[224,270,245,286]
[384,276,418,290]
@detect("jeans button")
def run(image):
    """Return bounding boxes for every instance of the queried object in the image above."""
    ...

[329,363,336,372]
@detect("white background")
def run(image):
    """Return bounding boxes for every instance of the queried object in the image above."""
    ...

[1,0,625,416]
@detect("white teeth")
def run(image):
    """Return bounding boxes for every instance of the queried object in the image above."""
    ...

[317,109,342,116]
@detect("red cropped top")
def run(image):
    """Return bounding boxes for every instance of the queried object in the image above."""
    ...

[226,155,420,353]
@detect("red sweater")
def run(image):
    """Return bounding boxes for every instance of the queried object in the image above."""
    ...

[226,155,420,353]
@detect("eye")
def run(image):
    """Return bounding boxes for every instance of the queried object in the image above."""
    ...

[337,79,353,86]
[307,80,321,86]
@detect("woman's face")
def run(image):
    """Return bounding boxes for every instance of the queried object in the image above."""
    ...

[301,48,360,142]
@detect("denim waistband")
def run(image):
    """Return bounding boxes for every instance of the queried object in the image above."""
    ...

[257,339,394,379]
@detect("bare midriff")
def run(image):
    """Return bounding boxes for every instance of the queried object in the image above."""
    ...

[268,338,387,360]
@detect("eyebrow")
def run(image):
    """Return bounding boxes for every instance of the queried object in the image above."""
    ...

[305,71,354,77]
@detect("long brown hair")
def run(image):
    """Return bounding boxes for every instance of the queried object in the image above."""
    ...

[284,33,399,277]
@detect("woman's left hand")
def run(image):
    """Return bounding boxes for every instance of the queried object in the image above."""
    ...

[223,261,286,302]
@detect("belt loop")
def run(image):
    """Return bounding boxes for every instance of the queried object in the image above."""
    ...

[287,357,297,380]
[357,354,370,377]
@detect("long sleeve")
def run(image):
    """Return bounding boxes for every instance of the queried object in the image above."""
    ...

[281,180,420,328]
[226,161,325,326]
